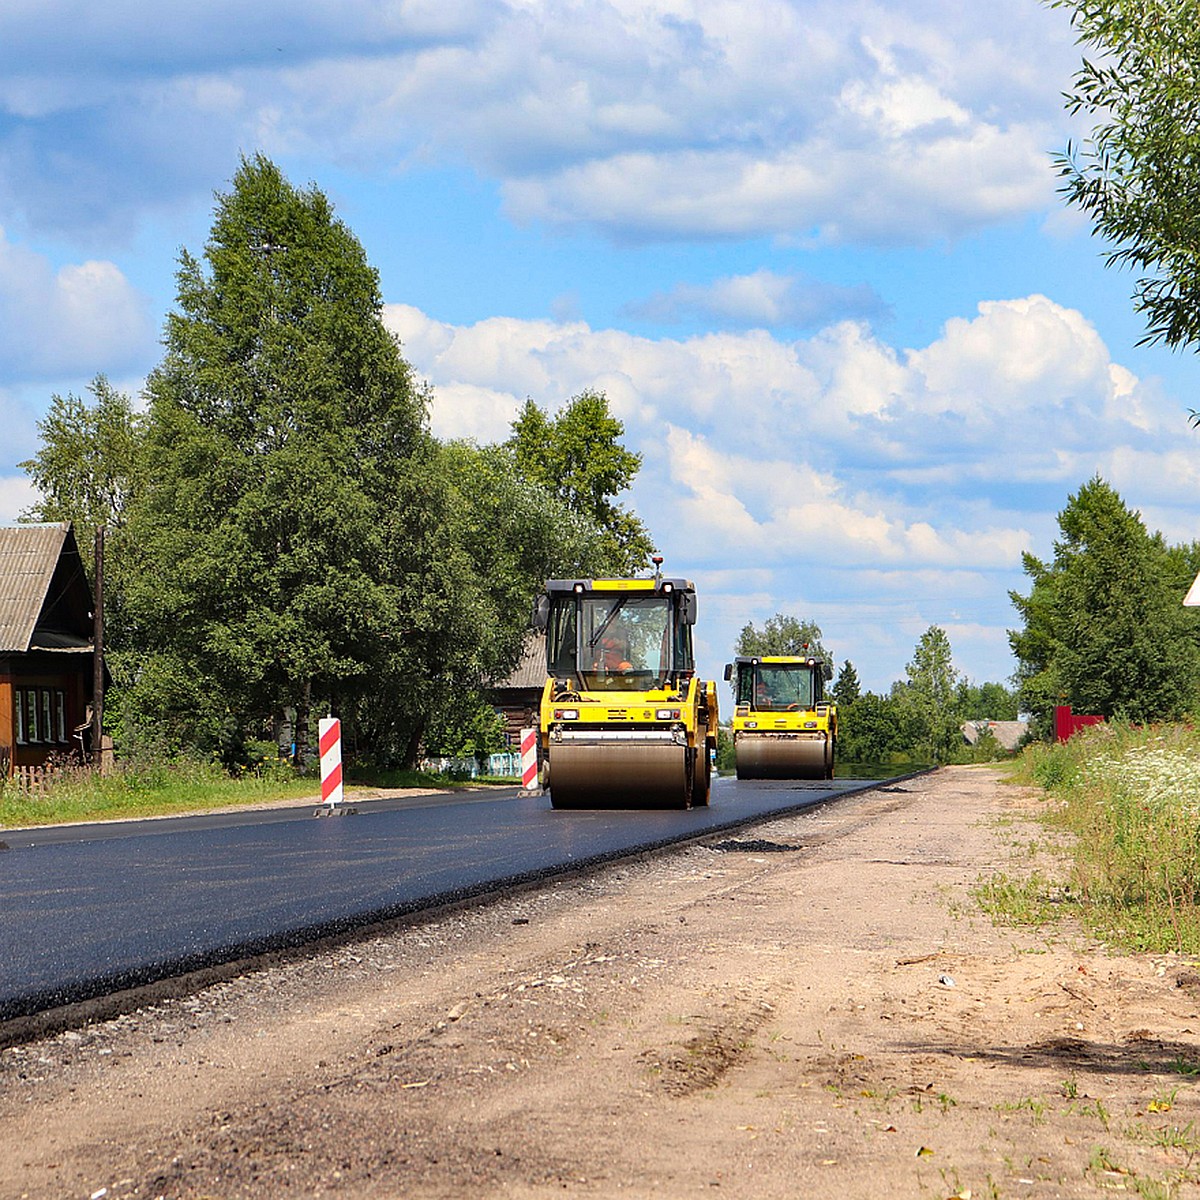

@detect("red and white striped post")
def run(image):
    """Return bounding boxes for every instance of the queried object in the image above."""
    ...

[319,716,343,809]
[520,727,540,793]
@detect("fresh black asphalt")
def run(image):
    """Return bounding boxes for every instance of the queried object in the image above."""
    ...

[0,774,887,1022]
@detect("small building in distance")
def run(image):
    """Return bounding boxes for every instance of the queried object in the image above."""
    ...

[0,523,99,778]
[961,719,1028,753]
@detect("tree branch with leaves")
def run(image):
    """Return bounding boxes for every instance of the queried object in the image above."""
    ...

[1049,0,1200,354]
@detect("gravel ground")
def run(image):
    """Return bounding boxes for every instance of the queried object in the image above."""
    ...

[4,766,1200,1200]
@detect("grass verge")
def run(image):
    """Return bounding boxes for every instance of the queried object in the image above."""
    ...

[0,759,475,828]
[982,721,1200,953]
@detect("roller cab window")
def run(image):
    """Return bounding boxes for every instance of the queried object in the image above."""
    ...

[738,663,818,712]
[546,601,579,677]
[549,594,679,690]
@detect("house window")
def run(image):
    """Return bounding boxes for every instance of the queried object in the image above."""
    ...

[15,688,37,743]
[12,688,70,744]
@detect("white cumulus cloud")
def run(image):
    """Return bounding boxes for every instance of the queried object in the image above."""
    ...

[0,473,37,524]
[0,0,1078,245]
[0,229,153,380]
[383,289,1184,689]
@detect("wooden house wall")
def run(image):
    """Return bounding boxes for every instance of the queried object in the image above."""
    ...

[492,689,542,746]
[0,655,91,774]
[0,671,11,777]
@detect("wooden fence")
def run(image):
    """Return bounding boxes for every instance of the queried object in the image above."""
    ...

[3,737,114,794]
[9,761,79,794]
[5,756,95,795]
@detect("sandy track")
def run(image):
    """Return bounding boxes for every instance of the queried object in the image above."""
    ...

[3,766,1200,1199]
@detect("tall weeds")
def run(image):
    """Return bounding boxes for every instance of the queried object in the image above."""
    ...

[1013,722,1200,952]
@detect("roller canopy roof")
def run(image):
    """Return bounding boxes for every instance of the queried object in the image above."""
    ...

[543,577,694,594]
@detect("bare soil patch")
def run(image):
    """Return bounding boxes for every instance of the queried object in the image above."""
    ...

[3,767,1200,1199]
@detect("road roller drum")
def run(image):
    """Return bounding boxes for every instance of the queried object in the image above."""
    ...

[734,732,830,780]
[548,736,691,808]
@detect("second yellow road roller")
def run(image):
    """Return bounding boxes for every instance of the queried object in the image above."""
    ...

[725,654,837,779]
[531,558,719,809]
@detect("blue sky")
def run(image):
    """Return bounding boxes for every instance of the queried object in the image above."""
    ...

[2,0,1197,696]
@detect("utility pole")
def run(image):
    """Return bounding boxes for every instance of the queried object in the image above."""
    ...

[92,525,105,769]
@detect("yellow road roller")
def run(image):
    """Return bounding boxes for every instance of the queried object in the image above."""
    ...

[725,654,837,779]
[531,559,719,809]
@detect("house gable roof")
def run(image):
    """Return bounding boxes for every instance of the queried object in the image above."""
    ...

[492,633,547,692]
[0,523,94,653]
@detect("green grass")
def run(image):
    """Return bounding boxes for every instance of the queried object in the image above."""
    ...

[996,1096,1048,1124]
[997,722,1200,953]
[974,871,1075,927]
[1164,1056,1200,1077]
[0,758,469,828]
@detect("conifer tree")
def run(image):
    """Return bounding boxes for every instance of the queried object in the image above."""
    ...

[831,660,860,708]
[125,155,439,762]
[1011,476,1200,729]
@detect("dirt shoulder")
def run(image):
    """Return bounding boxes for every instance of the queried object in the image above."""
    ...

[3,766,1200,1200]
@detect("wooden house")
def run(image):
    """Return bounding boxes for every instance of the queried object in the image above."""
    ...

[0,523,98,778]
[489,634,546,747]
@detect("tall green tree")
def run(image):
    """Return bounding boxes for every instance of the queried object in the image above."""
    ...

[735,613,829,661]
[901,625,962,762]
[403,439,615,760]
[508,390,654,573]
[440,441,609,675]
[955,679,1019,722]
[1049,0,1200,350]
[19,378,145,731]
[1009,548,1063,736]
[1010,476,1200,730]
[19,376,143,583]
[831,659,860,707]
[124,154,436,764]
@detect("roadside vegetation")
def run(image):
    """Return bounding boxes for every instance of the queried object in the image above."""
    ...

[0,752,473,829]
[969,0,1200,967]
[984,722,1200,954]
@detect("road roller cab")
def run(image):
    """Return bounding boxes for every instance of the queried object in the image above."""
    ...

[532,561,719,809]
[724,655,837,780]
